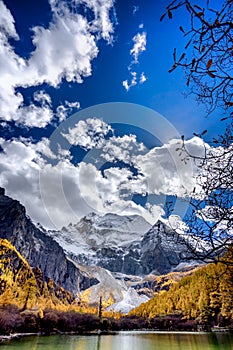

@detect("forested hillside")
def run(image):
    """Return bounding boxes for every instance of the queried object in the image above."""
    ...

[0,238,76,310]
[130,252,233,323]
[0,238,102,335]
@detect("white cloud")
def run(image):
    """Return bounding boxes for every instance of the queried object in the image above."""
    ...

[0,0,115,127]
[62,118,112,149]
[133,6,139,15]
[34,138,57,160]
[122,80,130,91]
[33,90,52,106]
[50,0,115,43]
[27,15,98,87]
[139,72,147,84]
[79,0,115,42]
[163,215,189,234]
[65,101,81,109]
[18,105,54,128]
[56,101,80,122]
[0,137,91,228]
[0,131,208,229]
[132,138,202,197]
[130,32,147,63]
[0,139,42,221]
[78,162,159,222]
[0,1,18,39]
[122,32,147,90]
[123,71,147,91]
[122,71,137,91]
[101,133,146,162]
[56,105,70,123]
[39,160,91,227]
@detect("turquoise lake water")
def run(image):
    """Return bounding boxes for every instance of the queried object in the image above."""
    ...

[1,331,233,350]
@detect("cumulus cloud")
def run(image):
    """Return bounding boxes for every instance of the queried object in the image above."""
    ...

[0,136,154,227]
[101,134,146,163]
[0,138,43,221]
[78,162,156,221]
[79,163,131,209]
[62,118,112,150]
[162,215,189,234]
[122,80,130,91]
[49,0,115,43]
[33,91,52,106]
[0,0,115,127]
[132,138,204,197]
[27,15,98,86]
[0,1,19,39]
[76,0,115,42]
[0,137,92,228]
[0,120,208,229]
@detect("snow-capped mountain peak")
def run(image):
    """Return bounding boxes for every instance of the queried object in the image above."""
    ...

[48,212,152,259]
[79,212,151,233]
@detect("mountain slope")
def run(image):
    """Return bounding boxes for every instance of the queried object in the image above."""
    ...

[0,237,36,308]
[0,238,75,309]
[0,191,98,295]
[139,220,194,274]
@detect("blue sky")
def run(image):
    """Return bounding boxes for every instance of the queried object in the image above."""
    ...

[2,0,224,138]
[0,0,227,229]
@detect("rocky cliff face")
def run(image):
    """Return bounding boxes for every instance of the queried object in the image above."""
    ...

[0,193,97,294]
[94,221,193,275]
[140,221,192,274]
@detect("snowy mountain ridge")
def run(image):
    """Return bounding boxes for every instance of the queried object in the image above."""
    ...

[48,212,198,275]
[45,212,202,312]
[48,212,152,260]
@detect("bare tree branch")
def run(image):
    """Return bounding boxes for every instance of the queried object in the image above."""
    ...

[161,0,233,115]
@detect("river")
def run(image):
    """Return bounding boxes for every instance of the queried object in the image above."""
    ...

[1,331,233,350]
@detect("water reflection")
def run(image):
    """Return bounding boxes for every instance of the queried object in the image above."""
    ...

[1,332,233,350]
[97,335,101,350]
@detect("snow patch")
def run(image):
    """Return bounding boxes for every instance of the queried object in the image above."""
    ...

[107,289,149,314]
